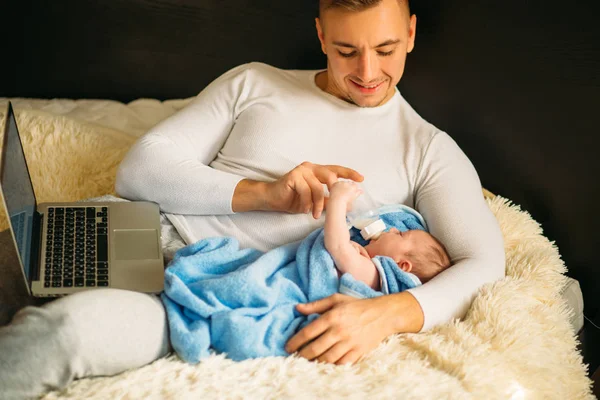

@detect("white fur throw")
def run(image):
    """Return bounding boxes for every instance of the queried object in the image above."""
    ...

[1,108,593,399]
[0,109,134,230]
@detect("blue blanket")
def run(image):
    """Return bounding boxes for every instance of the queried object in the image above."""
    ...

[161,205,426,363]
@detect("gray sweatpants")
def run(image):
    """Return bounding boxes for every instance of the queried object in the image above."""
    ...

[0,196,187,400]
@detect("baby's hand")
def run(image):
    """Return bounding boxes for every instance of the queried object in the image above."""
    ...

[329,181,363,206]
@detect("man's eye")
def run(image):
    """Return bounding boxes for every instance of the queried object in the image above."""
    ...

[338,50,394,58]
[338,51,356,58]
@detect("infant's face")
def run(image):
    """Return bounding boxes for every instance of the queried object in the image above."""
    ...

[365,228,432,260]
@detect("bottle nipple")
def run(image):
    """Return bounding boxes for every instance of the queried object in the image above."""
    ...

[360,219,386,240]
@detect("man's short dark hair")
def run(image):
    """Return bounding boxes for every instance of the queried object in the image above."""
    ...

[318,0,410,18]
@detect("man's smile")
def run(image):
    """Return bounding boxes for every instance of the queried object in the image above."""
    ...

[349,79,385,94]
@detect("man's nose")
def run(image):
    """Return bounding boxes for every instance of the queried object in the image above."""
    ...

[356,52,378,83]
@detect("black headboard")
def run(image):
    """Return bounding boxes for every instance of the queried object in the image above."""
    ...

[3,1,599,320]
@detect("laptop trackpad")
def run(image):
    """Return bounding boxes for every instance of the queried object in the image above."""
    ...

[114,229,159,260]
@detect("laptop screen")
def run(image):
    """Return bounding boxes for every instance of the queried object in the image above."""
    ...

[0,104,37,282]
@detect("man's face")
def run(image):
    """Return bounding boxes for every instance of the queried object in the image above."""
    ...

[316,0,416,107]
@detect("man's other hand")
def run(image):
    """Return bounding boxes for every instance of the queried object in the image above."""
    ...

[285,294,390,365]
[285,291,424,365]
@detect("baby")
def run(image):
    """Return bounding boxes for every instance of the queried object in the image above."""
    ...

[162,180,454,363]
[324,181,451,290]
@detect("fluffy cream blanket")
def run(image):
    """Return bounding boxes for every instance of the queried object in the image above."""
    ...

[1,107,593,399]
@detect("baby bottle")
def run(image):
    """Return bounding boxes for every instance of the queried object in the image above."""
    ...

[346,190,386,241]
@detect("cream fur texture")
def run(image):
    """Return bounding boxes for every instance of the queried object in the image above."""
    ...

[1,109,592,399]
[0,109,134,230]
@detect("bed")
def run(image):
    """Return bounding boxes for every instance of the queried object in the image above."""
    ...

[1,0,598,398]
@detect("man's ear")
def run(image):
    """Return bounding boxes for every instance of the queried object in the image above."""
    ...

[407,14,417,53]
[398,259,412,272]
[315,18,327,54]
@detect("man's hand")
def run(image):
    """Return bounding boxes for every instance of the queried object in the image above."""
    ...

[285,292,424,365]
[265,162,363,219]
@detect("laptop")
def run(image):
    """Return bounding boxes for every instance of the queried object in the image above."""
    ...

[0,102,164,297]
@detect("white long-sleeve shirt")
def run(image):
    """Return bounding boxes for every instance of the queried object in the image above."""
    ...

[115,62,505,331]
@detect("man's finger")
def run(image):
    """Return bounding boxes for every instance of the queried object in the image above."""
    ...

[324,165,364,183]
[311,165,362,188]
[286,316,329,353]
[335,349,362,365]
[299,329,340,361]
[303,172,325,219]
[292,177,312,213]
[295,295,341,315]
[316,341,352,364]
[313,167,339,189]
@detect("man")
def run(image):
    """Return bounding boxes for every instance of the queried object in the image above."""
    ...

[0,0,504,397]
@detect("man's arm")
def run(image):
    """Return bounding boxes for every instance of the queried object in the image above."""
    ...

[286,131,504,364]
[408,131,505,331]
[115,63,253,215]
[116,84,364,217]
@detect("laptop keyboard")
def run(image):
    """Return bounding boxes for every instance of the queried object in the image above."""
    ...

[43,206,109,288]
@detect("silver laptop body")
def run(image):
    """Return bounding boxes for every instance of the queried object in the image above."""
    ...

[0,102,164,297]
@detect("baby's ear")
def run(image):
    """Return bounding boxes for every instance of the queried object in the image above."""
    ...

[398,260,412,272]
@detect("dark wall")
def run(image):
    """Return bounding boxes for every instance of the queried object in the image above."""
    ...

[401,0,600,319]
[2,0,599,319]
[3,0,325,99]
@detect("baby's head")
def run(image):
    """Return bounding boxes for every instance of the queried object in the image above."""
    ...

[364,228,451,283]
